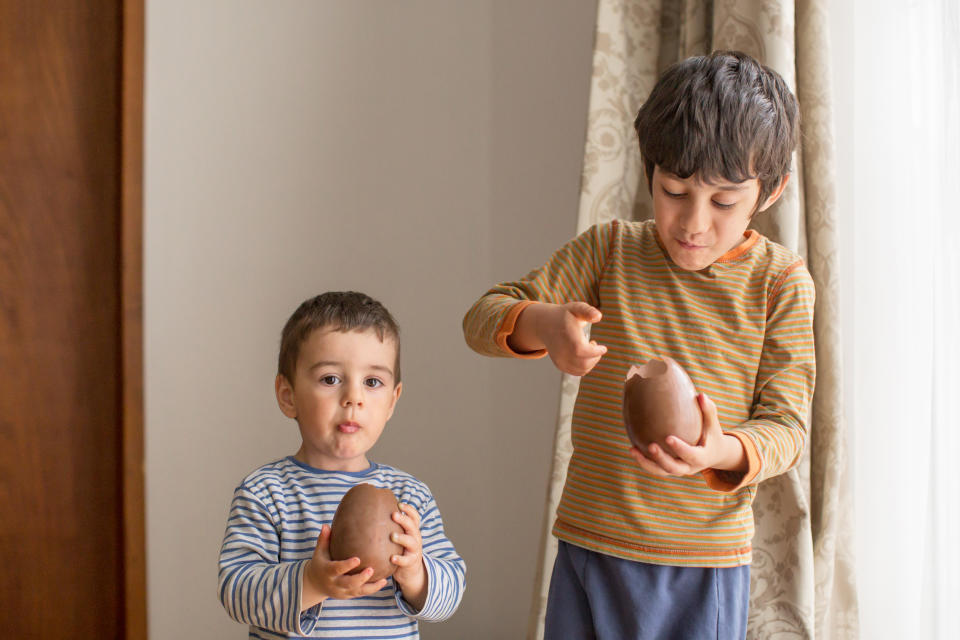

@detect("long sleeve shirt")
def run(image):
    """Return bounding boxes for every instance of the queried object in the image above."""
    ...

[218,457,466,638]
[463,219,815,567]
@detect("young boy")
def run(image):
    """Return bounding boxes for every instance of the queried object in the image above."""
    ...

[463,51,813,638]
[219,291,466,639]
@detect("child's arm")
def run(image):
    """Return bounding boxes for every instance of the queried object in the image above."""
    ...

[218,486,314,634]
[713,262,816,488]
[390,490,466,622]
[463,222,615,376]
[218,486,382,634]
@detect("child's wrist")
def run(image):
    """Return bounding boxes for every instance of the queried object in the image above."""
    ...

[396,563,426,587]
[301,561,328,606]
[395,562,429,610]
[714,434,748,472]
[509,303,548,352]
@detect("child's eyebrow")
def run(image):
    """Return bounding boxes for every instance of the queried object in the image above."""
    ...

[366,364,394,376]
[308,360,343,371]
[715,183,750,191]
[308,361,394,376]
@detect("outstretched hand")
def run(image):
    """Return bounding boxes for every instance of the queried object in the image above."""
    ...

[301,524,387,611]
[628,392,747,477]
[513,301,607,376]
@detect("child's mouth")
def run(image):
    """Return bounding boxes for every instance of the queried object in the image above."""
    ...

[338,422,361,433]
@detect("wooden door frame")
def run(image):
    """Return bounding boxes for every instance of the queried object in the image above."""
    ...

[121,0,145,638]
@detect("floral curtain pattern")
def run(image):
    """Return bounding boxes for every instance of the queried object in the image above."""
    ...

[528,1,857,637]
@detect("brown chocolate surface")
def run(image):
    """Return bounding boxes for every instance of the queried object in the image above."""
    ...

[329,483,404,581]
[622,357,702,457]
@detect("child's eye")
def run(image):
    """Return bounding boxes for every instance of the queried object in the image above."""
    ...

[663,187,685,198]
[364,378,384,389]
[712,201,736,209]
[319,375,340,385]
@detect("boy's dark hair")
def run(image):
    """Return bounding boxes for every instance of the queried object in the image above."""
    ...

[634,50,800,208]
[278,291,401,385]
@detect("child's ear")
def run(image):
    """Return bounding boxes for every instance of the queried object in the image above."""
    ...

[386,382,403,420]
[757,174,791,212]
[275,374,297,419]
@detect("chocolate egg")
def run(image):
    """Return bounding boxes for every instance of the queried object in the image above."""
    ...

[622,357,703,457]
[329,483,404,582]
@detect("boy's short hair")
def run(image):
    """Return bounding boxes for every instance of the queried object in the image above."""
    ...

[278,291,401,385]
[634,50,800,207]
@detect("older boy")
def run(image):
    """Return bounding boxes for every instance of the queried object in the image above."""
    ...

[219,291,465,639]
[463,51,814,639]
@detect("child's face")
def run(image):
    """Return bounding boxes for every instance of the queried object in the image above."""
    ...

[275,327,401,472]
[651,166,786,271]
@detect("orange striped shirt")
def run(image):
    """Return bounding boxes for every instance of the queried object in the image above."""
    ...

[463,220,815,567]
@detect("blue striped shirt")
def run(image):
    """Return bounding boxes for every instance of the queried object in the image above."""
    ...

[218,457,466,638]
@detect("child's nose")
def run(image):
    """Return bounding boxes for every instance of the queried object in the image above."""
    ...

[341,383,364,407]
[680,200,711,234]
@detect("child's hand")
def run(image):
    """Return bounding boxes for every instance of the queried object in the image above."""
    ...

[627,392,748,477]
[390,503,428,611]
[513,302,607,376]
[301,524,388,611]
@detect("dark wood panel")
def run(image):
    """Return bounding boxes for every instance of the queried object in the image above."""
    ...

[121,0,146,637]
[0,3,126,637]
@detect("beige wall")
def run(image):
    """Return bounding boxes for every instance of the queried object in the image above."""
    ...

[145,1,595,637]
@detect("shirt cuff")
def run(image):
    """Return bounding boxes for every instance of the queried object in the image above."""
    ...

[494,301,547,358]
[701,431,761,492]
[299,604,322,636]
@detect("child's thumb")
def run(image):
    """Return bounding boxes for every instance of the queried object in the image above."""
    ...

[568,301,602,324]
[315,524,331,554]
[698,392,718,422]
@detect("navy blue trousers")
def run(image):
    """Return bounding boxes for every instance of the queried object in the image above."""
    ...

[544,541,750,640]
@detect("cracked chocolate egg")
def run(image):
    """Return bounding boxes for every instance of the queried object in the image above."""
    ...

[329,483,404,581]
[622,357,703,457]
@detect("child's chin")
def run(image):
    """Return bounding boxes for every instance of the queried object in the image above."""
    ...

[671,254,709,271]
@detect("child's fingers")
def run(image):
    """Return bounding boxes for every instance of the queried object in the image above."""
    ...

[336,565,375,587]
[584,350,606,368]
[399,502,420,526]
[664,436,700,465]
[628,446,661,474]
[328,556,363,577]
[560,343,607,376]
[357,578,388,596]
[646,443,690,476]
[569,354,605,377]
[391,551,420,568]
[628,446,671,477]
[392,503,420,534]
[391,531,421,553]
[574,340,606,363]
[585,340,607,356]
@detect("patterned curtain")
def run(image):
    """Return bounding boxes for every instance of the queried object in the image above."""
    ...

[527,1,858,638]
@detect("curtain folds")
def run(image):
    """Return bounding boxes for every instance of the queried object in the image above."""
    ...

[528,1,858,637]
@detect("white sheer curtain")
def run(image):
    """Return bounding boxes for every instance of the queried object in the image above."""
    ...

[842,1,960,637]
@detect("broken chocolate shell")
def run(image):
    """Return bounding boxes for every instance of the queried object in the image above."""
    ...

[622,357,703,457]
[329,483,404,582]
